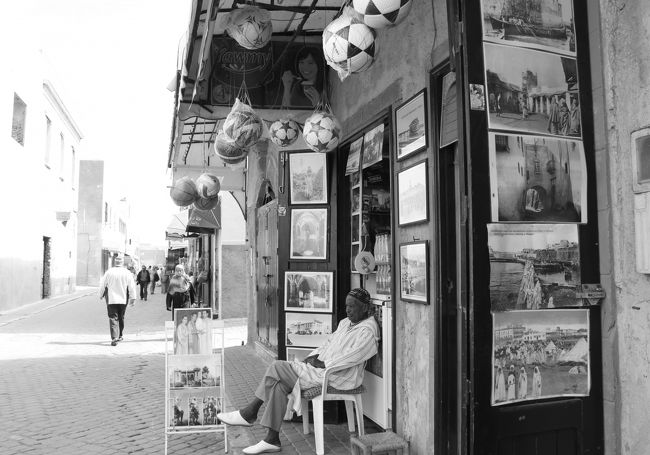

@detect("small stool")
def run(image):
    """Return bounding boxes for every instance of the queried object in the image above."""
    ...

[350,431,410,455]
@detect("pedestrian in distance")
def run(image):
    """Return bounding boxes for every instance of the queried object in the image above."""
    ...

[217,288,379,455]
[98,256,136,346]
[150,266,160,295]
[166,264,191,320]
[136,265,151,301]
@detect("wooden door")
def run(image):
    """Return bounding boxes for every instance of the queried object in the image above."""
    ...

[256,200,279,352]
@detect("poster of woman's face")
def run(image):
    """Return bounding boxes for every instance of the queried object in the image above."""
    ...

[285,313,332,348]
[492,309,590,406]
[284,271,334,312]
[210,37,327,110]
[484,43,581,138]
[289,153,327,204]
[173,309,213,355]
[481,0,576,56]
[290,208,328,260]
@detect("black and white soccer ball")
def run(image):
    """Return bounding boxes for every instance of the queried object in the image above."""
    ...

[322,15,376,77]
[269,118,300,147]
[352,0,412,29]
[302,112,342,153]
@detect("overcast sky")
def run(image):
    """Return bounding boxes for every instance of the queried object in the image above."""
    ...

[5,0,244,247]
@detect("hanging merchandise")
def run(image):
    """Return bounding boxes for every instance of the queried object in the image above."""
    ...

[354,251,376,275]
[352,0,412,30]
[195,173,221,199]
[225,6,273,50]
[269,118,301,147]
[170,176,199,207]
[322,8,377,81]
[194,196,220,211]
[302,110,342,153]
[223,98,264,148]
[214,131,249,165]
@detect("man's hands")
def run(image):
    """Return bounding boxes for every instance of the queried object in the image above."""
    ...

[303,355,325,369]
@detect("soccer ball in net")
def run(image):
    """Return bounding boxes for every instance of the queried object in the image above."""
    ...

[323,15,376,78]
[269,118,300,147]
[195,173,221,199]
[352,0,412,29]
[226,6,273,50]
[302,111,342,153]
[170,176,198,207]
[223,108,263,148]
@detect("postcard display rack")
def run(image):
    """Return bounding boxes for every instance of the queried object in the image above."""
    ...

[164,317,227,453]
[347,120,393,429]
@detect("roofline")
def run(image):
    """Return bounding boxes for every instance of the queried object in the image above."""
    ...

[42,79,84,141]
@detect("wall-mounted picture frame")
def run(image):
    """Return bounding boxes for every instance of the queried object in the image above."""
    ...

[286,347,313,362]
[396,89,428,160]
[285,312,332,348]
[290,208,328,260]
[399,240,429,304]
[289,152,327,204]
[346,137,363,176]
[284,271,334,312]
[397,159,428,226]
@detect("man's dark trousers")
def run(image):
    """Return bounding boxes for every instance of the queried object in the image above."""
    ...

[107,304,127,341]
[139,283,148,300]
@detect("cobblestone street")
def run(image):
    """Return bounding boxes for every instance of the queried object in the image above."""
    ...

[0,288,362,454]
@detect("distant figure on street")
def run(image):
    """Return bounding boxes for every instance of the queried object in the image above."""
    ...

[150,266,160,295]
[167,265,191,320]
[136,266,151,301]
[99,256,136,346]
[161,266,170,294]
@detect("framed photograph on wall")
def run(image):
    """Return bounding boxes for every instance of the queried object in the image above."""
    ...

[285,312,332,348]
[399,240,429,304]
[397,160,428,226]
[346,137,363,175]
[284,271,334,312]
[289,152,327,204]
[290,208,328,260]
[395,89,428,160]
[362,123,385,169]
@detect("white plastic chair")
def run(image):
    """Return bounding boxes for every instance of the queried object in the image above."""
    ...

[300,363,365,455]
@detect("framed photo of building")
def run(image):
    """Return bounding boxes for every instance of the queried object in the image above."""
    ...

[397,160,428,226]
[492,309,590,406]
[362,123,385,169]
[285,312,332,348]
[284,271,334,312]
[399,240,429,304]
[289,152,327,204]
[396,89,428,160]
[290,208,328,260]
[173,308,213,355]
[286,347,313,362]
[489,132,587,223]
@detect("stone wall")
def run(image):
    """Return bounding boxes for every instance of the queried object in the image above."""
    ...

[329,1,448,452]
[594,1,650,454]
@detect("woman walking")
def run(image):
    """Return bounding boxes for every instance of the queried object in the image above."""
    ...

[166,265,190,320]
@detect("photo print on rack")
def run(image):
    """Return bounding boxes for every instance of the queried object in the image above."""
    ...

[488,223,581,312]
[489,132,587,223]
[484,43,581,138]
[168,355,222,389]
[173,308,213,355]
[168,389,223,428]
[492,309,590,406]
[481,0,576,56]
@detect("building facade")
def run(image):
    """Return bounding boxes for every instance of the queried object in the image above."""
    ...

[76,160,132,285]
[0,48,82,311]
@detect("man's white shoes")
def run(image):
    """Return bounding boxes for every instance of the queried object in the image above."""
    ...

[216,410,253,427]
[243,440,281,454]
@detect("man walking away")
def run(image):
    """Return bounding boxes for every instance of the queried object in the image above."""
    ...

[99,256,136,346]
[136,266,151,301]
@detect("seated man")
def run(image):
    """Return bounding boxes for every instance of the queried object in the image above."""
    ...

[218,288,380,455]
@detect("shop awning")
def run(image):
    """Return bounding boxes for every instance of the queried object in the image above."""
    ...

[165,210,197,240]
[187,206,221,234]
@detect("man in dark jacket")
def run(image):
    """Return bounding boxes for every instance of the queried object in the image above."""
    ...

[136,266,151,301]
